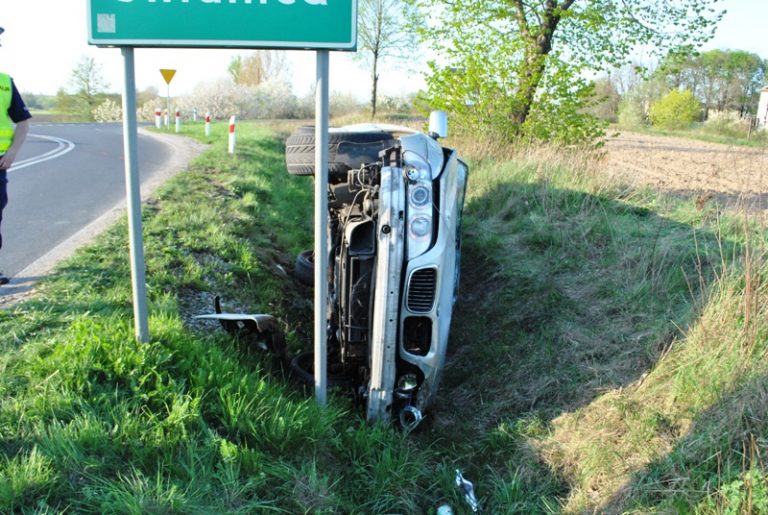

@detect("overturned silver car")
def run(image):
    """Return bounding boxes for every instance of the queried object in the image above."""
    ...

[286,115,468,427]
[202,115,468,429]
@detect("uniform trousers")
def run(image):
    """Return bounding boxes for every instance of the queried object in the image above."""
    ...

[0,169,7,250]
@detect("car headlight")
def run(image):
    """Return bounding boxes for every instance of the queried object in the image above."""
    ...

[404,153,434,259]
[409,216,431,238]
[410,185,431,207]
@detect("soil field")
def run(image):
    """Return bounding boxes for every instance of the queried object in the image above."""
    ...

[603,131,768,213]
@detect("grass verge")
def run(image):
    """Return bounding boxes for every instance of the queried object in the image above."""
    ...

[0,121,766,513]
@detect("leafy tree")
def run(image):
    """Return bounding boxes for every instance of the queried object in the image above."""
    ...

[19,92,44,110]
[617,96,646,128]
[63,56,110,120]
[410,0,723,143]
[356,0,417,117]
[228,51,289,87]
[54,88,81,116]
[586,77,621,123]
[649,89,700,129]
[616,69,670,128]
[137,86,160,109]
[659,49,767,118]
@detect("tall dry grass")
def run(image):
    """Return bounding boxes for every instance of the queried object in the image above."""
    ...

[439,131,768,512]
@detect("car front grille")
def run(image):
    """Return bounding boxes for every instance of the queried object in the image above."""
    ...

[407,268,437,313]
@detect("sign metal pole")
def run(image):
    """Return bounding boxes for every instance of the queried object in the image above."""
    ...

[89,0,356,368]
[166,84,170,128]
[120,47,150,343]
[314,50,330,407]
[159,69,176,130]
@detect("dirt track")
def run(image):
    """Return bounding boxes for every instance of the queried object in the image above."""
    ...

[603,132,768,212]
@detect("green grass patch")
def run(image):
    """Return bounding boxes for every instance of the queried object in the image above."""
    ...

[1,123,767,512]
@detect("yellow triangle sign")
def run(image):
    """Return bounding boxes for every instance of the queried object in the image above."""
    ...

[160,69,177,84]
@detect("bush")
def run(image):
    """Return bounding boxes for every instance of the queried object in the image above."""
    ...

[328,92,364,118]
[649,89,700,130]
[521,61,608,146]
[701,110,752,138]
[180,79,255,120]
[138,98,166,122]
[92,98,122,123]
[377,94,416,114]
[617,97,647,128]
[150,79,365,121]
[585,78,621,123]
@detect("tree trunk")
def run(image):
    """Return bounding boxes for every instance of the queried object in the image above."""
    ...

[509,0,569,130]
[371,53,379,118]
[513,53,548,127]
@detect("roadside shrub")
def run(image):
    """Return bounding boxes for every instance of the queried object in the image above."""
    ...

[155,80,363,121]
[617,97,647,128]
[649,89,700,130]
[522,67,607,146]
[236,79,301,119]
[616,73,669,129]
[92,98,122,122]
[329,92,364,118]
[523,97,607,146]
[378,94,416,114]
[585,77,621,123]
[176,79,298,120]
[180,79,252,120]
[701,110,752,138]
[138,98,165,122]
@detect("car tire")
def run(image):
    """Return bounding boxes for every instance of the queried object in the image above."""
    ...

[289,352,354,389]
[285,126,396,179]
[294,250,314,286]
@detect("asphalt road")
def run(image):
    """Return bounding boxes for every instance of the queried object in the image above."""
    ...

[1,122,192,284]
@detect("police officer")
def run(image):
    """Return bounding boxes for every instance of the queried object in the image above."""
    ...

[0,26,32,285]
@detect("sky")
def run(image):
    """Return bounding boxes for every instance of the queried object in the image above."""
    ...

[1,0,766,102]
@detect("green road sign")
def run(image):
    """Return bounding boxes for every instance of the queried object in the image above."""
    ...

[87,0,357,50]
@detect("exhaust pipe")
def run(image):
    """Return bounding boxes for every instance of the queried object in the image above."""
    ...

[399,405,423,433]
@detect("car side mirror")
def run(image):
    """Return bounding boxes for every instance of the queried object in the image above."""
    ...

[429,111,448,139]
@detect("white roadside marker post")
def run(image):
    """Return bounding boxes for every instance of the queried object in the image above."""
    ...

[205,112,211,137]
[154,108,162,129]
[228,116,236,154]
[175,108,181,133]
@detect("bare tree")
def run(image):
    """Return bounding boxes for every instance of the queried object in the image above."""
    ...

[228,51,290,87]
[357,0,417,117]
[609,62,647,97]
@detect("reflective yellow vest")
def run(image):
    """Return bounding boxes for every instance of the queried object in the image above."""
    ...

[0,73,14,155]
